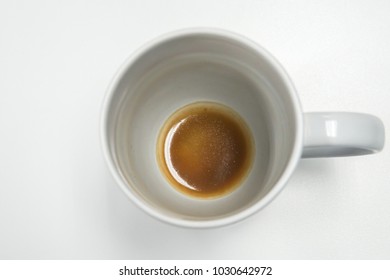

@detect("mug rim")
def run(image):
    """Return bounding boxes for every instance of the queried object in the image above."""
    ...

[100,28,303,228]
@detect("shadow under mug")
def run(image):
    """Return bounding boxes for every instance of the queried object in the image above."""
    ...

[101,28,385,228]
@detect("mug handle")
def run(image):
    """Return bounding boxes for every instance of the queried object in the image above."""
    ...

[302,112,385,158]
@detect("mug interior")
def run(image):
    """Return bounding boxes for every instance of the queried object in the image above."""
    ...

[102,30,301,227]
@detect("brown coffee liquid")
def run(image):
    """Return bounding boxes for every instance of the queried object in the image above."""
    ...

[157,102,253,199]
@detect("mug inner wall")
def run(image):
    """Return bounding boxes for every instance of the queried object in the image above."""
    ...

[109,33,298,221]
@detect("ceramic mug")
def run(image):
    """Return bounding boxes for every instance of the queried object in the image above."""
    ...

[101,28,385,228]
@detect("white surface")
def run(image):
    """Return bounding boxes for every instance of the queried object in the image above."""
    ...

[0,0,389,259]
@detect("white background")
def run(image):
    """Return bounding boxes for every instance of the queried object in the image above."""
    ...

[0,0,389,259]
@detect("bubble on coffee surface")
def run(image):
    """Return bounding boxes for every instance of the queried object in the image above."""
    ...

[157,102,254,199]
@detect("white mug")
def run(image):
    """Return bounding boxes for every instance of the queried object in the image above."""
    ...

[101,28,385,228]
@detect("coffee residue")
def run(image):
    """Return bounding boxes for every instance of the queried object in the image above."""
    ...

[157,102,254,199]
